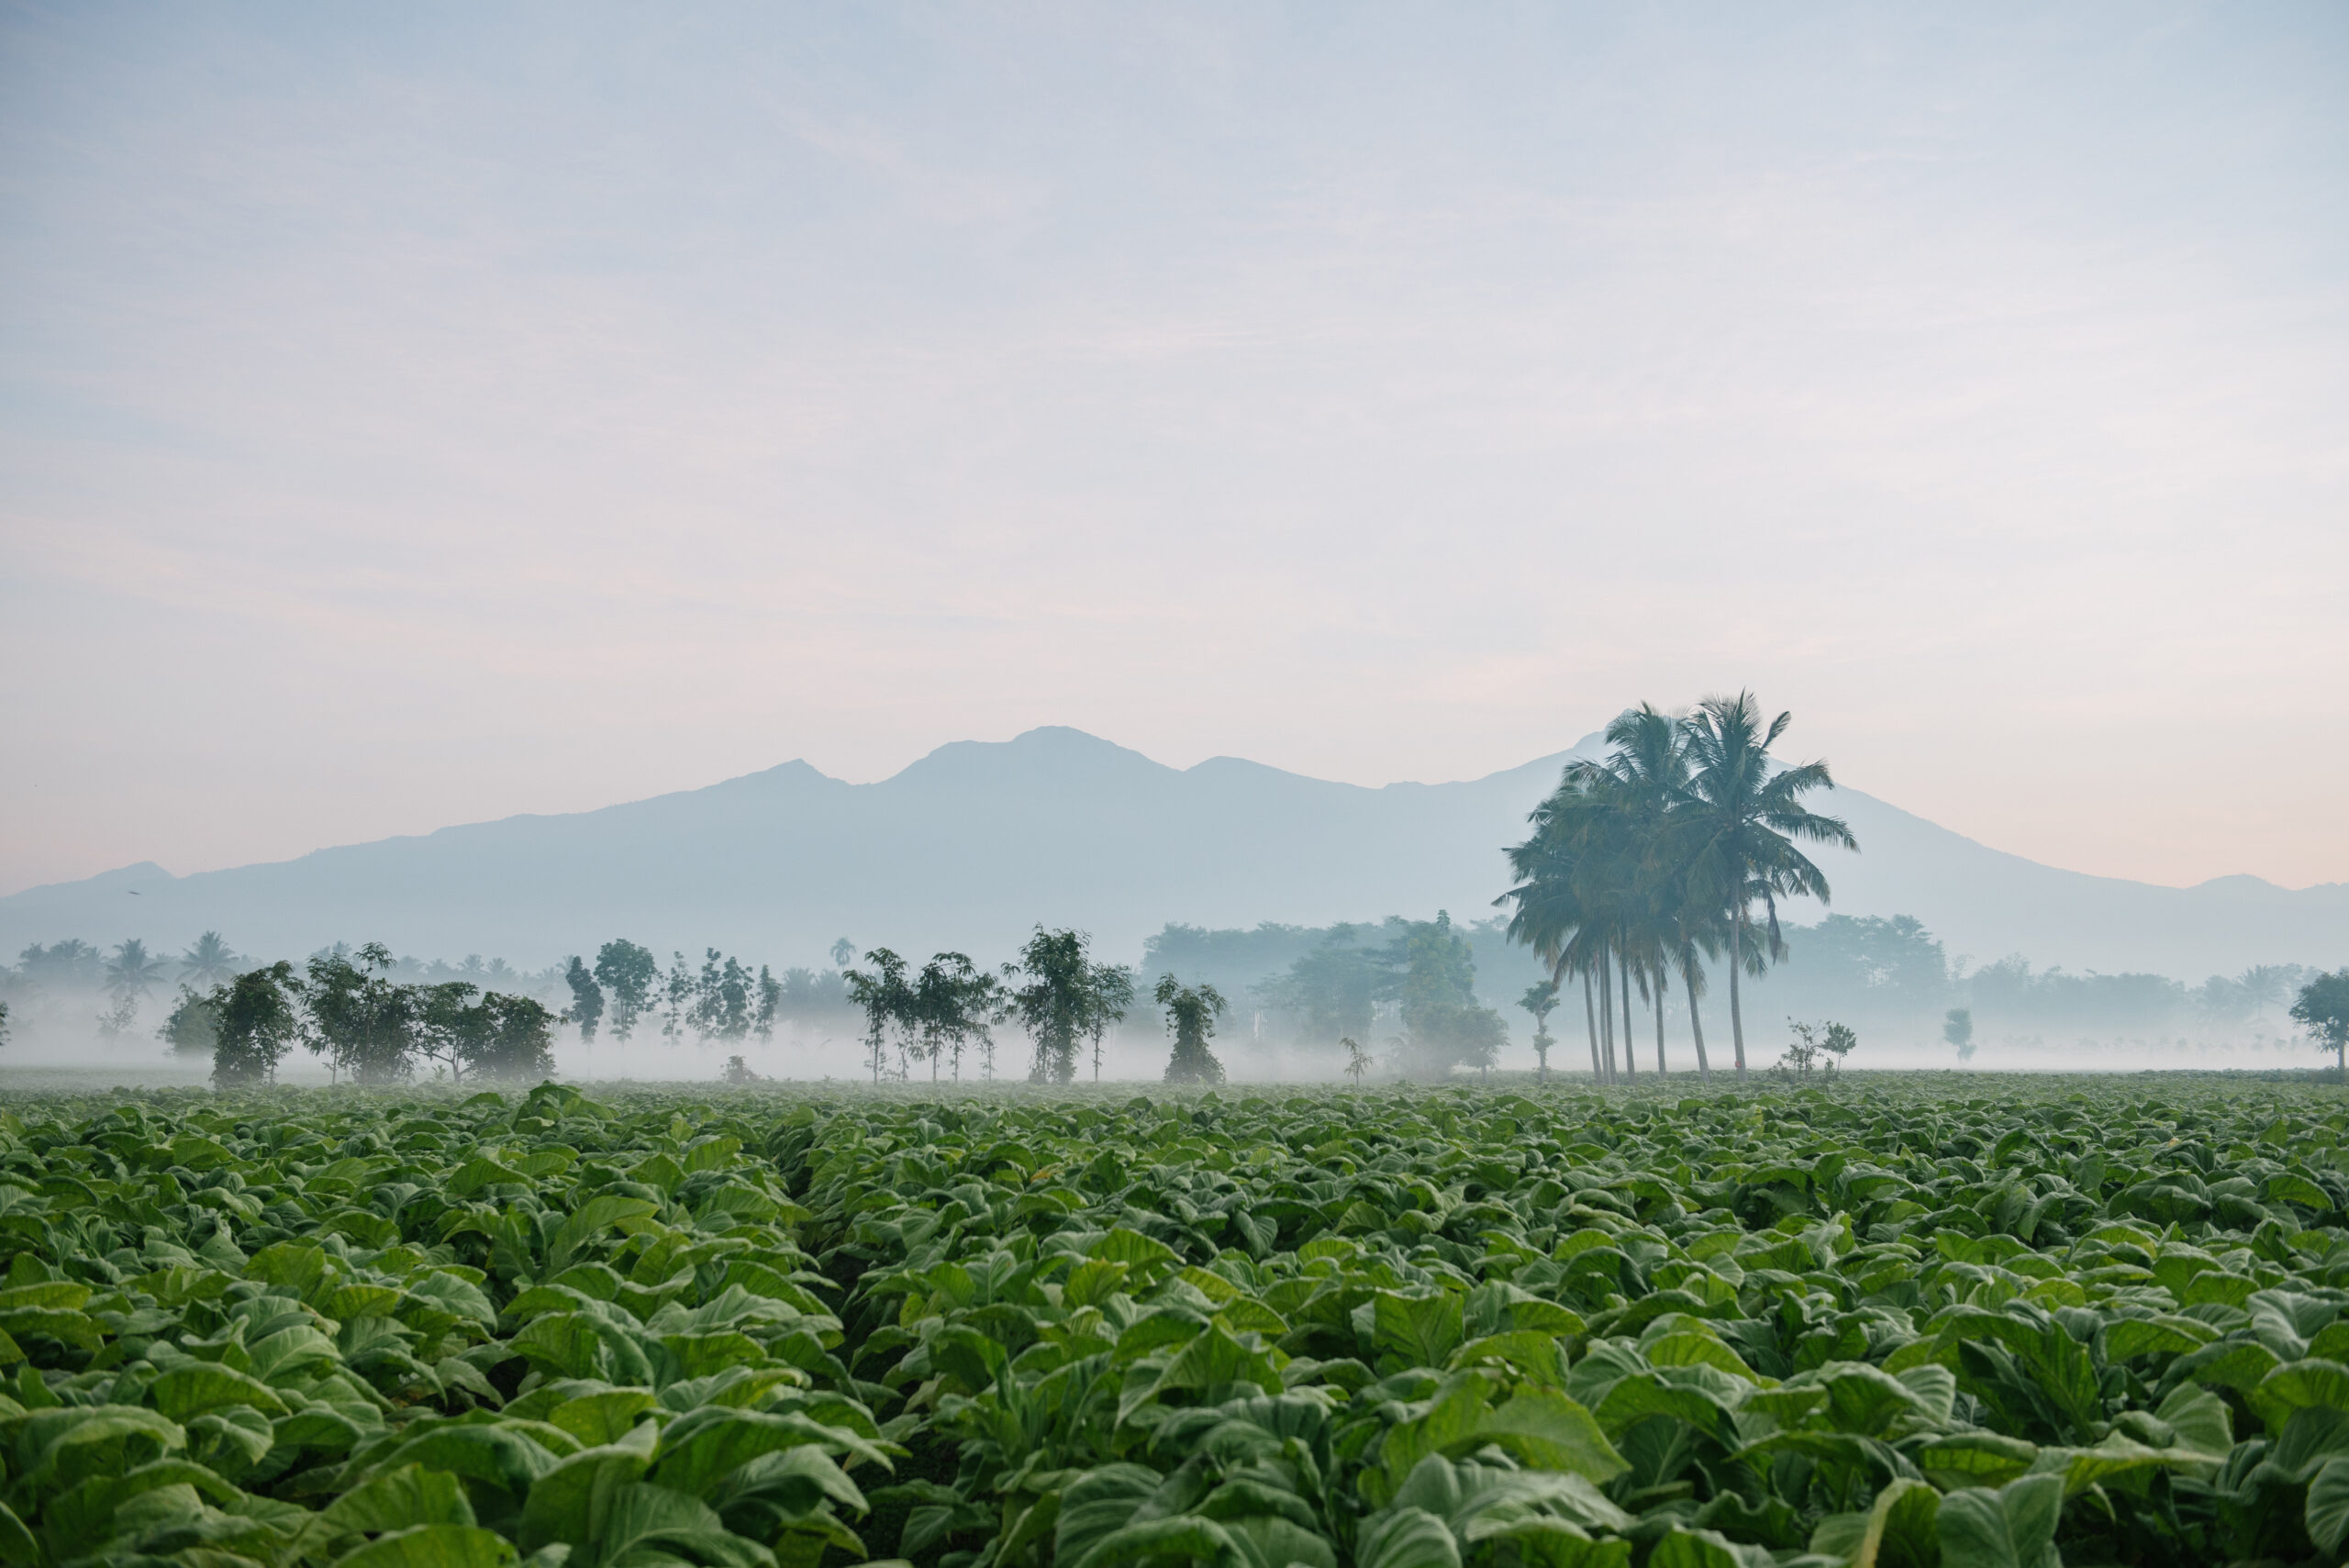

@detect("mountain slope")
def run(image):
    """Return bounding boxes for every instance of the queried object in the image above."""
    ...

[2,726,2341,978]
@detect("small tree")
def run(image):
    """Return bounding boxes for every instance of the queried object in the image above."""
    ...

[1156,973,1227,1084]
[305,942,417,1084]
[416,982,484,1081]
[593,940,660,1040]
[1006,928,1096,1085]
[2292,971,2349,1081]
[462,993,558,1080]
[754,966,782,1043]
[563,957,604,1041]
[1342,1036,1372,1087]
[1777,1018,1855,1077]
[211,962,301,1086]
[1088,964,1136,1083]
[721,1054,761,1084]
[158,984,220,1058]
[1943,1006,1976,1063]
[844,948,915,1084]
[1518,982,1560,1084]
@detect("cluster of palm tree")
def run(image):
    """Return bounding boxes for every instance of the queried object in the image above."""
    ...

[1499,691,1856,1084]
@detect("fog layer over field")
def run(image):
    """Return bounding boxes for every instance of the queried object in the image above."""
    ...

[1,909,2324,1083]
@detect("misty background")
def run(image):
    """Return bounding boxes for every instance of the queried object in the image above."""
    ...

[2,725,2335,1081]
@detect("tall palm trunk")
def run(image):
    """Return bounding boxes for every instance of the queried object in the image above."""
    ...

[1730,902,1749,1084]
[1582,968,1602,1083]
[1682,952,1710,1082]
[1653,964,1666,1075]
[1619,951,1636,1080]
[1598,958,1616,1083]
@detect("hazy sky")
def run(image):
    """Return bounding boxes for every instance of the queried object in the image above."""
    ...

[4,2,2345,899]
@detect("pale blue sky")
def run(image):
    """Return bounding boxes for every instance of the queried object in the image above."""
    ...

[4,2,2345,896]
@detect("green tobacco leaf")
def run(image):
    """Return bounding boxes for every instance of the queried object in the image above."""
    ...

[1917,1431,2039,1491]
[333,1522,518,1568]
[1355,1507,1460,1568]
[1453,1388,1628,1483]
[1936,1473,2062,1568]
[326,1463,481,1532]
[549,1389,659,1447]
[150,1362,290,1422]
[2253,1357,2349,1435]
[517,1421,659,1552]
[1374,1292,1466,1371]
[651,1407,893,1500]
[1056,1463,1163,1568]
[1853,1477,1939,1568]
[2308,1455,2349,1555]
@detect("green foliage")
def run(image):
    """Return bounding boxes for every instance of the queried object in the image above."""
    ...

[4,1077,2349,1568]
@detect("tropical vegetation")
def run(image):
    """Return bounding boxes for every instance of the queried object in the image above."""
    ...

[1,1076,2349,1567]
[1500,694,1855,1086]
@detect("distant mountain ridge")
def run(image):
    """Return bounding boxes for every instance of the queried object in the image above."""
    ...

[3,726,2343,979]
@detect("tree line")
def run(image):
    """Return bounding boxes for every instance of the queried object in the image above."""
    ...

[837,927,1227,1086]
[192,943,558,1086]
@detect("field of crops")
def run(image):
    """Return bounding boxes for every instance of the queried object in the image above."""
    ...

[5,1079,2349,1568]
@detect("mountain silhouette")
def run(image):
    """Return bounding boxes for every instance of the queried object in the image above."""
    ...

[3,726,2341,978]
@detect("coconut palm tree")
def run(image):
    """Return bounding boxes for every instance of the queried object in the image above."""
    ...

[1675,691,1855,1083]
[104,938,169,1003]
[178,931,241,989]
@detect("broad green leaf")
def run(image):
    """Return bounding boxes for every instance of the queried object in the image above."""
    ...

[549,1389,660,1446]
[1935,1473,2062,1568]
[332,1523,518,1568]
[517,1421,659,1552]
[2309,1455,2349,1555]
[1354,1507,1460,1568]
[326,1463,481,1532]
[150,1362,290,1422]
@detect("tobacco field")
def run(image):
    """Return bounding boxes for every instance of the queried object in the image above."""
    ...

[3,1081,2349,1567]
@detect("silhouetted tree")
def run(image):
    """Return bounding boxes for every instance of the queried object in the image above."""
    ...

[210,962,300,1087]
[177,931,241,989]
[2293,972,2349,1081]
[304,942,417,1084]
[1519,981,1560,1083]
[157,985,220,1058]
[1675,691,1855,1083]
[844,948,915,1084]
[563,957,605,1041]
[1156,973,1227,1084]
[594,940,660,1040]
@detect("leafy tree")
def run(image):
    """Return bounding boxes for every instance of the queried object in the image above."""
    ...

[1943,1006,1976,1062]
[1155,973,1227,1084]
[156,984,220,1058]
[1518,981,1559,1083]
[844,948,915,1083]
[0,998,10,1047]
[1675,691,1856,1083]
[1005,928,1098,1084]
[1386,911,1505,1080]
[1087,963,1136,1083]
[690,951,756,1041]
[755,965,782,1043]
[2293,971,2349,1081]
[416,982,484,1080]
[1257,932,1379,1046]
[563,957,605,1041]
[209,961,300,1086]
[304,941,418,1084]
[830,937,856,971]
[594,940,660,1040]
[1776,1018,1856,1076]
[914,952,1000,1083]
[177,930,241,988]
[462,992,557,1079]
